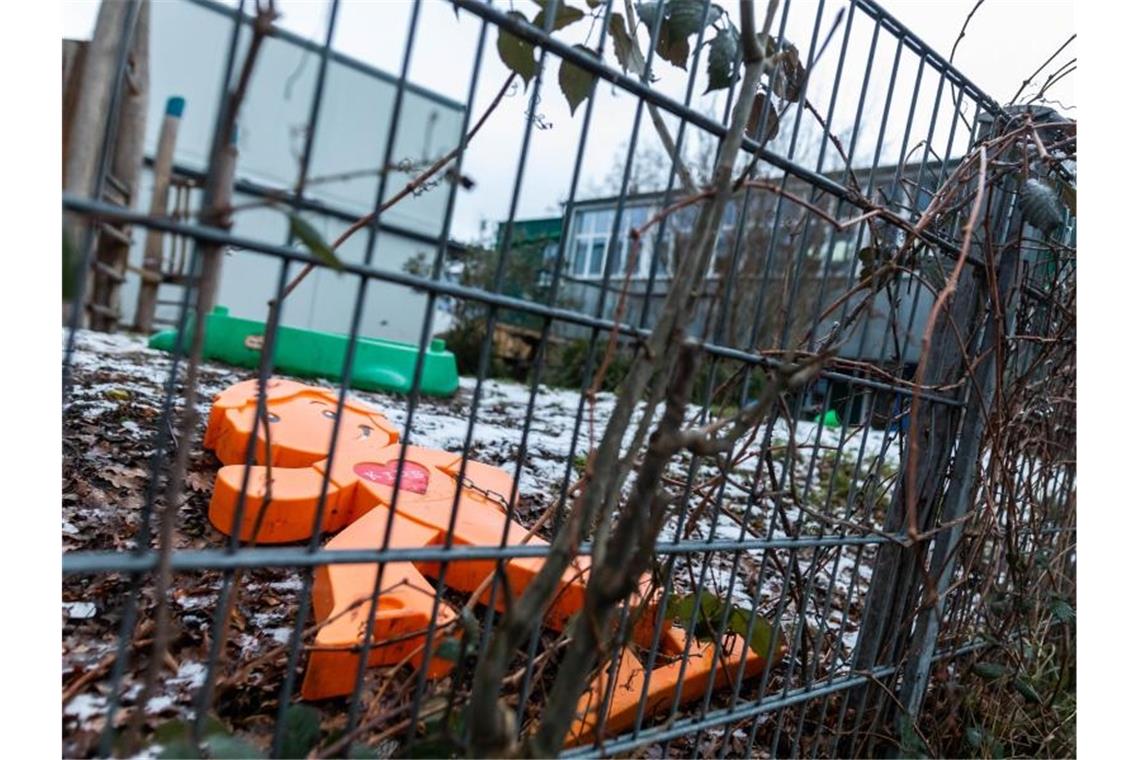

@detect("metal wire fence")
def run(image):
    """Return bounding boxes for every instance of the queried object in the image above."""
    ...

[62,0,1076,757]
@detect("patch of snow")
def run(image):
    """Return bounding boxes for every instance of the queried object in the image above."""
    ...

[269,627,294,644]
[236,633,262,656]
[64,601,97,619]
[176,595,216,610]
[171,661,207,688]
[123,747,163,760]
[269,577,304,592]
[841,629,860,654]
[146,696,176,714]
[64,693,106,721]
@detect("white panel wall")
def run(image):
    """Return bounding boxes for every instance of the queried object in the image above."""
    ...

[116,0,464,344]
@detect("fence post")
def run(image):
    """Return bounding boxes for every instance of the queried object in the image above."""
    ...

[90,0,150,332]
[896,104,1075,722]
[845,266,983,726]
[846,111,1016,748]
[896,201,1021,718]
[62,0,143,331]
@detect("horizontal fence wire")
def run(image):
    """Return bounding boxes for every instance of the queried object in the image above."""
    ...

[64,534,900,575]
[62,195,966,407]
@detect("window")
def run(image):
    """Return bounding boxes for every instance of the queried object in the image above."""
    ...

[616,205,648,276]
[885,180,936,219]
[665,199,742,278]
[711,200,743,274]
[568,205,652,279]
[569,209,610,278]
[567,200,745,280]
[538,242,557,288]
[809,238,856,264]
[831,239,856,262]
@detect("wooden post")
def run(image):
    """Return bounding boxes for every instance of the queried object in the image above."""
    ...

[91,0,150,332]
[62,0,132,206]
[61,40,89,186]
[63,1,135,329]
[134,95,184,334]
[198,127,239,313]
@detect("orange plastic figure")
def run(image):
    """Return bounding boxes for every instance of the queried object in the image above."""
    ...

[204,378,777,742]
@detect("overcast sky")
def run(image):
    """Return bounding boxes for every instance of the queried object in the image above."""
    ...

[62,0,1075,242]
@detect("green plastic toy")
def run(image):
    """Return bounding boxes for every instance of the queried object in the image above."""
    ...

[815,409,842,429]
[148,306,459,397]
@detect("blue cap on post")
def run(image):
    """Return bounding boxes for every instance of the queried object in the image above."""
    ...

[165,96,186,118]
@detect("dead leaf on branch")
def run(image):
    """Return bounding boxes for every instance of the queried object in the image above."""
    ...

[746,89,780,144]
[608,13,637,73]
[558,45,598,116]
[497,11,538,86]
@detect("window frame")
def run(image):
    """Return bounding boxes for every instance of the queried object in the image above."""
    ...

[566,199,746,281]
[568,203,655,280]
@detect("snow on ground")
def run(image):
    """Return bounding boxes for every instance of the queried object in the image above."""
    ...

[63,329,904,752]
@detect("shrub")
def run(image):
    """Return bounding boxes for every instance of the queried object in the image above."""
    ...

[543,338,633,392]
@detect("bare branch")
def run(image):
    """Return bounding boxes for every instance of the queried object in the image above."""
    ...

[273,72,517,306]
[949,0,986,64]
[1009,33,1076,104]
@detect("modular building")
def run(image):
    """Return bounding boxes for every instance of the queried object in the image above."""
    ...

[108,0,467,343]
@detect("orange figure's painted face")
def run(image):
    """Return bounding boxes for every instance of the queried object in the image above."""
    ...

[257,393,392,461]
[204,378,400,468]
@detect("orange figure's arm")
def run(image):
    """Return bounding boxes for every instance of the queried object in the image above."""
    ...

[302,503,458,701]
[208,463,350,544]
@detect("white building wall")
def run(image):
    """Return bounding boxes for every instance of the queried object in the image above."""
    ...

[117,0,464,344]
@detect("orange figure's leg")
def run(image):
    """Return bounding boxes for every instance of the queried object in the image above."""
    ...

[301,503,458,701]
[347,445,596,635]
[567,633,771,747]
[408,498,592,631]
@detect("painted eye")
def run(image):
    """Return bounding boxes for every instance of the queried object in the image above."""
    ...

[359,425,373,437]
[266,412,280,423]
[322,410,337,419]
